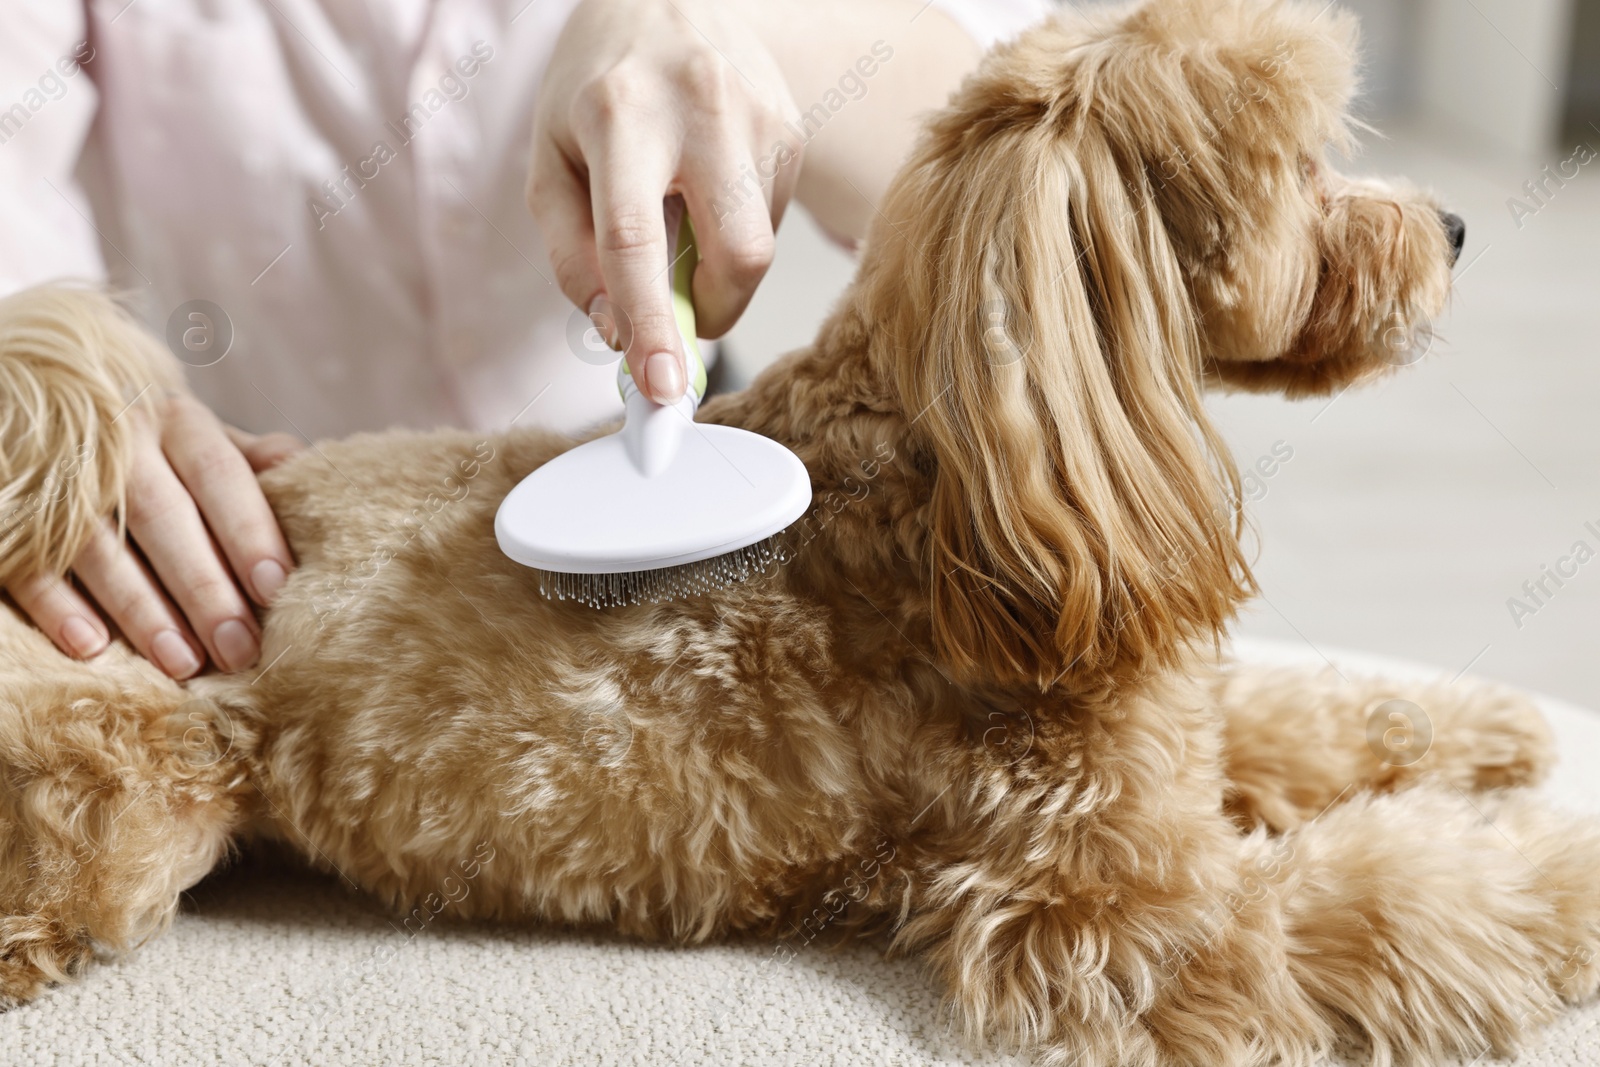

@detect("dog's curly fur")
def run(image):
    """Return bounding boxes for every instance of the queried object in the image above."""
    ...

[2,2,1597,1063]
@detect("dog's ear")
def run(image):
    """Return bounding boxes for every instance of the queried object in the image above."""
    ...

[858,81,1254,690]
[1121,0,1361,222]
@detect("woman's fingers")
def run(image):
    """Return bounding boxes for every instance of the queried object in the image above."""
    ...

[11,520,208,683]
[678,50,798,340]
[8,401,297,678]
[681,139,791,339]
[8,571,109,660]
[530,0,805,398]
[123,420,260,673]
[528,139,643,358]
[165,395,295,606]
[528,141,607,322]
[580,115,684,403]
[531,116,681,400]
[224,424,306,474]
[72,519,205,680]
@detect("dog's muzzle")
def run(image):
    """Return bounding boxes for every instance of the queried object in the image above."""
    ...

[1440,211,1466,266]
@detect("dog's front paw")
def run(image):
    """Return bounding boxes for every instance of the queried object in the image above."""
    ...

[0,916,91,1007]
[1384,679,1555,794]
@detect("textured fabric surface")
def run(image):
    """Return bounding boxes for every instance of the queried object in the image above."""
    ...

[6,638,1598,1066]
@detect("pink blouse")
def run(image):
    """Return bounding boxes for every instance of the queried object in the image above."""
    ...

[0,0,1049,439]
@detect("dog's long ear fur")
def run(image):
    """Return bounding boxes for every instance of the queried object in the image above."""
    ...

[859,51,1253,690]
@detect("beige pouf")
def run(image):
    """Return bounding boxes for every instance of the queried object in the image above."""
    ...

[7,639,1597,1066]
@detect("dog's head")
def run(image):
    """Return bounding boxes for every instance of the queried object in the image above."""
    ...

[854,0,1461,689]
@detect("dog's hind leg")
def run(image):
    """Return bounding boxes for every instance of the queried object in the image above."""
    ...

[1213,661,1553,831]
[1262,785,1600,1063]
[0,635,250,1004]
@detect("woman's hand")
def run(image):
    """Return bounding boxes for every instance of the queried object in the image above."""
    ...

[529,0,802,403]
[7,392,301,679]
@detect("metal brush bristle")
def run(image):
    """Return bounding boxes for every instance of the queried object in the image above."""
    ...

[536,533,794,609]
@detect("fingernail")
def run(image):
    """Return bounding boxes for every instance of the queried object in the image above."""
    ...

[587,296,614,350]
[645,351,685,402]
[213,618,260,673]
[61,615,108,659]
[252,558,287,604]
[152,628,202,679]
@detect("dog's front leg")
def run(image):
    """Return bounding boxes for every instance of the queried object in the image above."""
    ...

[893,678,1327,1067]
[1212,661,1554,831]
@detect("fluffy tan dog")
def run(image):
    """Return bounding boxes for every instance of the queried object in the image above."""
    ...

[1,1,1593,1064]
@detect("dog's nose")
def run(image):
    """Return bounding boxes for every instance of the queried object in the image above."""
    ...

[1440,211,1466,265]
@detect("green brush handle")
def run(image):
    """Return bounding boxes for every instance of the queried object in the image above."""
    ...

[617,212,708,405]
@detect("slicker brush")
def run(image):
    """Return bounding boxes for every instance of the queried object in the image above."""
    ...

[494,207,813,608]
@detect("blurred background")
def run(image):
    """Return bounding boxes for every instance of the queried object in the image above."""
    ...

[724,0,1600,711]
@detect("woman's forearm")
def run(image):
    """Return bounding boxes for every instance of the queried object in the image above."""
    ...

[742,0,982,243]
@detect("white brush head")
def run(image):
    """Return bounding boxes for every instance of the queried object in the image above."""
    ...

[495,391,812,606]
